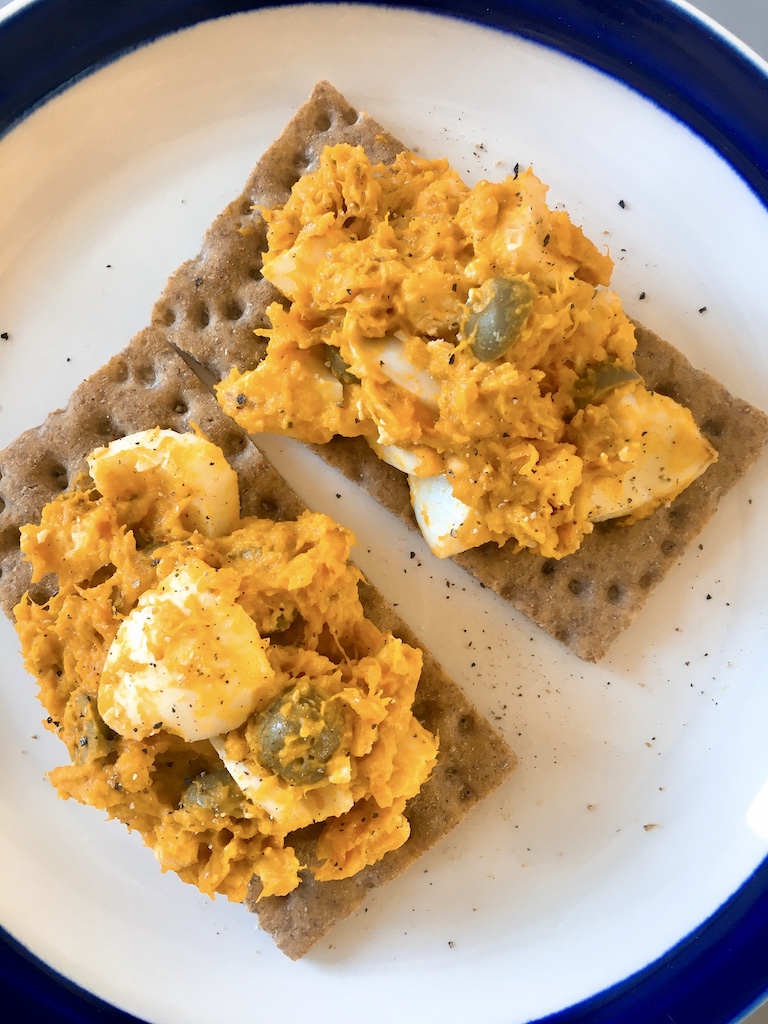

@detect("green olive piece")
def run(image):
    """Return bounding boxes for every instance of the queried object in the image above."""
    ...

[71,692,117,765]
[573,362,642,409]
[462,277,534,361]
[254,684,343,785]
[181,770,244,817]
[322,344,361,386]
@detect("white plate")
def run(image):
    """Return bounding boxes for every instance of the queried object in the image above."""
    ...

[1,2,767,1022]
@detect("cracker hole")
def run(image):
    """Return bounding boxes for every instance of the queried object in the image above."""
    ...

[173,399,189,416]
[0,496,5,514]
[606,583,623,604]
[458,714,475,734]
[219,431,248,458]
[256,498,279,520]
[568,578,586,596]
[133,362,158,386]
[161,307,176,327]
[555,626,571,644]
[0,525,21,551]
[342,107,359,126]
[661,538,678,557]
[412,698,437,726]
[45,460,68,491]
[701,418,724,438]
[26,586,49,606]
[248,262,263,280]
[196,304,210,328]
[638,570,657,589]
[314,110,332,132]
[667,502,689,525]
[540,558,557,576]
[459,785,474,802]
[223,298,244,321]
[90,414,115,437]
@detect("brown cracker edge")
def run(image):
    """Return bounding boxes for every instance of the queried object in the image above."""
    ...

[0,326,516,957]
[151,80,768,662]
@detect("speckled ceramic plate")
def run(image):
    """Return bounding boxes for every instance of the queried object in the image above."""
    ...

[1,2,767,1022]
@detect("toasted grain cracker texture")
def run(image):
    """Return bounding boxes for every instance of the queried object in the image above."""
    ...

[155,81,768,661]
[0,328,304,617]
[153,81,401,381]
[0,327,515,955]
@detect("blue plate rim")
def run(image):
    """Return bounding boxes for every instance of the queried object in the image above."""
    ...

[1,2,767,1022]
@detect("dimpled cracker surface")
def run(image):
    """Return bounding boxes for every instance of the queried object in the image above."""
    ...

[154,81,768,662]
[0,328,305,618]
[153,81,402,381]
[0,327,515,955]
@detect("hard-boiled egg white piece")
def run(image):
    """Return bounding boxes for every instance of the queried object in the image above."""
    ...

[408,474,475,558]
[262,235,329,303]
[583,388,717,523]
[98,559,274,742]
[373,442,430,476]
[211,735,355,833]
[370,335,441,410]
[87,428,240,538]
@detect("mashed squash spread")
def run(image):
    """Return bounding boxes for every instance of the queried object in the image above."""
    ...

[14,428,437,901]
[217,144,716,559]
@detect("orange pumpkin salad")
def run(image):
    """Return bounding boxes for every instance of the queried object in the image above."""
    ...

[218,144,717,560]
[15,428,437,901]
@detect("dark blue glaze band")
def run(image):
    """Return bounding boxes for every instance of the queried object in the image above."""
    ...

[0,2,767,1022]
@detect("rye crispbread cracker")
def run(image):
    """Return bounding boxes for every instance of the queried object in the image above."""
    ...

[0,327,515,957]
[152,81,768,662]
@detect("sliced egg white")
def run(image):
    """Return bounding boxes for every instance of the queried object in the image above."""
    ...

[262,235,329,300]
[98,559,274,742]
[583,388,717,522]
[88,428,240,538]
[211,735,355,833]
[370,335,441,410]
[372,442,431,476]
[408,474,475,558]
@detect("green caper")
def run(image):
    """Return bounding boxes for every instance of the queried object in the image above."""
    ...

[573,362,642,409]
[71,692,116,765]
[180,770,244,816]
[461,277,533,361]
[322,344,361,386]
[254,684,343,785]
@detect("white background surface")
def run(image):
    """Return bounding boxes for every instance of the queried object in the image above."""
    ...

[0,2,767,1023]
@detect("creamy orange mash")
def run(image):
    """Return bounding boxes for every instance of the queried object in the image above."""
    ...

[14,428,437,901]
[217,144,716,560]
